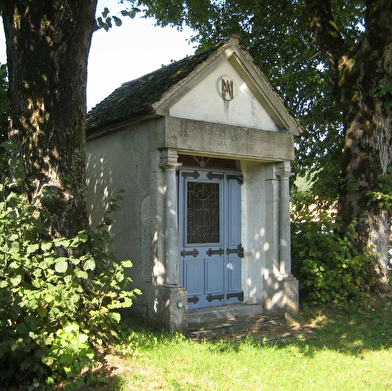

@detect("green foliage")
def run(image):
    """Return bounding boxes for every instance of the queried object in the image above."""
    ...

[365,166,392,211]
[0,142,141,385]
[0,63,9,146]
[291,193,375,306]
[96,6,140,31]
[374,72,392,111]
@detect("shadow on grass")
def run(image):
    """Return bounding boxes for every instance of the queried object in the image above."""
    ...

[50,299,392,390]
[264,299,392,360]
[184,298,392,360]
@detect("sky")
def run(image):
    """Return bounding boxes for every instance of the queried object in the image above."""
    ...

[0,0,197,110]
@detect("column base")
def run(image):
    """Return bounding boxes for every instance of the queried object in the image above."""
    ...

[262,274,299,318]
[152,284,188,333]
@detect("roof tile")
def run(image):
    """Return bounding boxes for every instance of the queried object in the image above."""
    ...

[86,41,224,133]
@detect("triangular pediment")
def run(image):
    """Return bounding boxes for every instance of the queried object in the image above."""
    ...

[168,60,280,131]
[153,37,302,135]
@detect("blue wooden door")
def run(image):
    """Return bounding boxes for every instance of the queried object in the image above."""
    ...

[179,169,243,309]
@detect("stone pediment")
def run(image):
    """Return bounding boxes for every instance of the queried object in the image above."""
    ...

[168,60,280,132]
[155,37,297,134]
[86,36,303,137]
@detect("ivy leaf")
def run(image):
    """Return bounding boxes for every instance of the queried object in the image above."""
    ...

[75,270,89,279]
[83,258,96,271]
[41,242,53,251]
[45,293,55,303]
[27,243,40,253]
[11,275,22,286]
[55,260,68,273]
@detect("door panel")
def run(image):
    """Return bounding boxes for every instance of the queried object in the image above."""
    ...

[225,176,243,304]
[179,169,243,309]
[205,256,224,293]
[184,258,204,297]
[227,178,242,245]
[227,255,241,292]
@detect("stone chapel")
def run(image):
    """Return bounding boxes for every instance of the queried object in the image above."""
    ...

[86,36,302,332]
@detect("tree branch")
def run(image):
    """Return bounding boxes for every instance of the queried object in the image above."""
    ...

[305,0,350,85]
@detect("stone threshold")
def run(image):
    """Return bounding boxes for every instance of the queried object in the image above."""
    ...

[187,304,286,339]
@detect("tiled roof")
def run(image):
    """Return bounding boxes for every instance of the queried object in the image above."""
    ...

[86,41,225,133]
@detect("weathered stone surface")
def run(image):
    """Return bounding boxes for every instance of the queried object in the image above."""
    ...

[165,117,294,161]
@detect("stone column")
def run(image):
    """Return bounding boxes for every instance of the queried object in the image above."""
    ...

[276,161,298,317]
[156,149,188,333]
[277,161,293,276]
[159,149,182,285]
[264,161,298,317]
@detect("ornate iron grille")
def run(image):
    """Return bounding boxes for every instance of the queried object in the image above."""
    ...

[187,182,220,243]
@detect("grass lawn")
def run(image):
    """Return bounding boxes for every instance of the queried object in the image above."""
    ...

[77,301,392,391]
[11,300,388,390]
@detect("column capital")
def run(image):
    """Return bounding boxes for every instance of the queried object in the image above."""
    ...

[276,161,294,179]
[159,148,182,169]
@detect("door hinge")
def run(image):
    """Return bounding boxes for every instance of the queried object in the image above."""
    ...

[226,243,244,258]
[226,291,244,302]
[188,295,200,304]
[206,293,224,302]
[181,248,199,258]
[207,171,224,180]
[182,170,200,179]
[206,248,224,257]
[227,174,243,185]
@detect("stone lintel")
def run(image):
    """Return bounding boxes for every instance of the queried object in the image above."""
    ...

[164,117,294,161]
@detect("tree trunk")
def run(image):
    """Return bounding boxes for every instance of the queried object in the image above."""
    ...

[337,1,392,290]
[0,0,97,240]
[306,0,392,290]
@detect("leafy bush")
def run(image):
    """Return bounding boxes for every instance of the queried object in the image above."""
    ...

[0,141,140,385]
[291,192,375,306]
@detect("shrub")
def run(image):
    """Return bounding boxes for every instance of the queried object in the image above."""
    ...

[291,192,375,306]
[0,141,140,385]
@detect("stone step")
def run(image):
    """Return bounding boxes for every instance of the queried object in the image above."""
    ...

[187,304,286,339]
[188,304,264,326]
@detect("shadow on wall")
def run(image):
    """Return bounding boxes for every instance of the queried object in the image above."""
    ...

[263,270,299,317]
[86,150,115,230]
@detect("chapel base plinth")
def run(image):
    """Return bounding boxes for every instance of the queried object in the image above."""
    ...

[263,274,299,318]
[152,284,188,333]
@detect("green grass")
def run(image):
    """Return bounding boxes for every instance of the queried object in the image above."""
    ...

[90,302,392,391]
[50,301,392,390]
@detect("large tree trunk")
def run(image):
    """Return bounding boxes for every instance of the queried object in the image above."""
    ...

[306,0,392,290]
[0,0,97,240]
[338,1,392,290]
